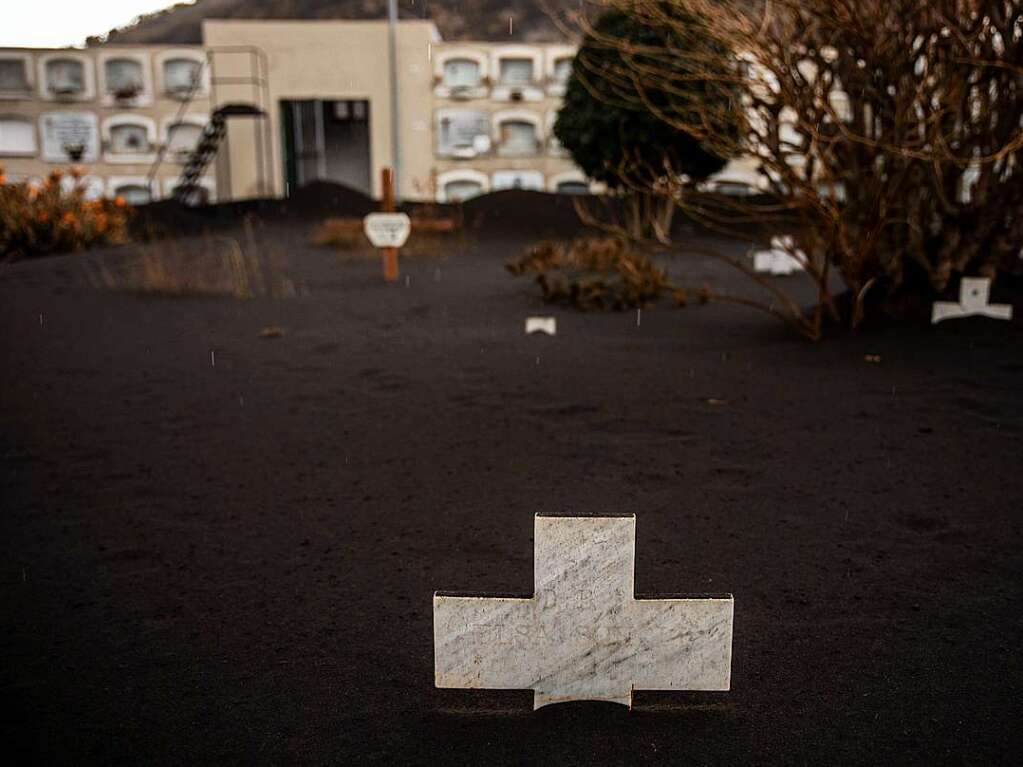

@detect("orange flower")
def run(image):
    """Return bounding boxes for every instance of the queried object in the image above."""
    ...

[0,174,6,186]
[62,211,77,225]
[114,196,127,208]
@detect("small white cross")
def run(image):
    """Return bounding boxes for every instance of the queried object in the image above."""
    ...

[751,235,804,276]
[932,277,1013,324]
[525,316,557,336]
[434,515,734,709]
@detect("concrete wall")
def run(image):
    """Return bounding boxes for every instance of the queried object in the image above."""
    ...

[1,22,764,206]
[429,42,583,200]
[0,45,213,200]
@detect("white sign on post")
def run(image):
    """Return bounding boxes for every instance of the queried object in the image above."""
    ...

[434,514,734,709]
[363,212,411,248]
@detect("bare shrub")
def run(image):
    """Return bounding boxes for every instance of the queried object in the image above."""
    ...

[550,0,1023,337]
[311,215,461,259]
[509,237,683,309]
[89,219,300,298]
[311,218,366,250]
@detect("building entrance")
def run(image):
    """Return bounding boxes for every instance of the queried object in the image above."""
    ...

[282,99,371,195]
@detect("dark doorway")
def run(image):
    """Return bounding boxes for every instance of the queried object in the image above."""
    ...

[281,99,371,196]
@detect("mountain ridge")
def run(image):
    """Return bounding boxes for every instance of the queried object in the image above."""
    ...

[89,0,573,46]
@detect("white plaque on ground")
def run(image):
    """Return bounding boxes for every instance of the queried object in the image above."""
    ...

[525,316,556,335]
[40,112,100,162]
[363,212,411,248]
[434,514,734,709]
[932,277,1013,324]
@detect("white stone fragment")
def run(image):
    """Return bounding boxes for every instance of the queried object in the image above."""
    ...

[363,212,411,248]
[751,235,804,275]
[932,277,1013,324]
[525,316,557,336]
[433,514,734,710]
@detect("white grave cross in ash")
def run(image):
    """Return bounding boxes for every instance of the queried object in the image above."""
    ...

[931,277,1013,324]
[434,514,734,709]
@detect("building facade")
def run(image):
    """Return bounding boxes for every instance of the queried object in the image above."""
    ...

[0,44,214,202]
[0,19,760,205]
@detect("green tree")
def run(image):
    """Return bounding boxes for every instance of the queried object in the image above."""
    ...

[554,7,740,237]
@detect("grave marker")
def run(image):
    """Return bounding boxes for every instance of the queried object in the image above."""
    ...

[365,167,406,282]
[434,514,734,709]
[751,235,804,276]
[525,316,556,335]
[931,277,1013,324]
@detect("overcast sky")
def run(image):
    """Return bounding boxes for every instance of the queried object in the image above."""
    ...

[1,1,187,48]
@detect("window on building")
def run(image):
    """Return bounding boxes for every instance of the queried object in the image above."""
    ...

[492,170,544,191]
[167,122,202,156]
[444,179,483,202]
[556,180,589,195]
[0,117,36,155]
[553,57,572,84]
[105,58,144,98]
[436,111,489,156]
[0,59,29,92]
[113,184,151,205]
[499,58,534,86]
[829,92,853,123]
[109,123,150,154]
[163,58,202,95]
[499,120,537,155]
[442,59,481,89]
[46,58,85,96]
[780,121,803,150]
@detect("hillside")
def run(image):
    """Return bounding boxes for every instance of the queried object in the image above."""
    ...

[89,0,572,45]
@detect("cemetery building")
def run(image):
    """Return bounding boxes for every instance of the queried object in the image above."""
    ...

[0,19,762,204]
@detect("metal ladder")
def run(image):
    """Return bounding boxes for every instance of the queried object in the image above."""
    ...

[173,103,264,204]
[146,47,273,205]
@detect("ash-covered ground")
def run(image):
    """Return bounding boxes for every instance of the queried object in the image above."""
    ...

[2,193,1022,764]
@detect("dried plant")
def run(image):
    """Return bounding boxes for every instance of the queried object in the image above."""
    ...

[88,218,300,298]
[311,218,367,250]
[0,167,131,260]
[509,237,687,310]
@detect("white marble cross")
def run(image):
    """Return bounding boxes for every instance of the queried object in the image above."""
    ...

[433,514,734,709]
[932,277,1013,324]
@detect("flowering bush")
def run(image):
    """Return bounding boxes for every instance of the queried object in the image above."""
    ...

[0,167,131,260]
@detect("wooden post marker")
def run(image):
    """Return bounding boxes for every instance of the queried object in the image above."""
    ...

[363,168,410,283]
